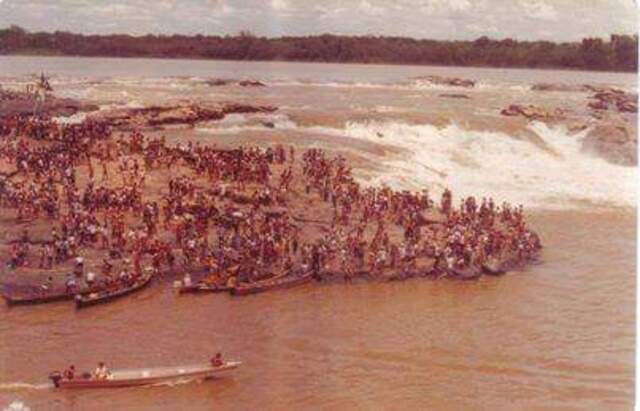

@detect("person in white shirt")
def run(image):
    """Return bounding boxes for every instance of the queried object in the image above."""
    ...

[85,271,96,287]
[93,362,110,380]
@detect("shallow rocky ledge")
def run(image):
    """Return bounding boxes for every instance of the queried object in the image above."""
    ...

[500,104,566,121]
[587,88,637,113]
[0,90,98,119]
[414,75,476,88]
[204,79,267,87]
[88,103,278,129]
[439,93,470,99]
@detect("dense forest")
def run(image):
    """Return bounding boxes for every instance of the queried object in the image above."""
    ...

[0,26,637,72]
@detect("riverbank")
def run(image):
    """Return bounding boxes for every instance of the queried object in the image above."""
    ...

[0,105,541,303]
[1,27,637,72]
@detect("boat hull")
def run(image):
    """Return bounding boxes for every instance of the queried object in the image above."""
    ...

[232,271,313,296]
[75,273,153,308]
[3,285,97,306]
[54,362,241,389]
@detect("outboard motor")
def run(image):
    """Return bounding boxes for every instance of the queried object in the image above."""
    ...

[49,371,62,388]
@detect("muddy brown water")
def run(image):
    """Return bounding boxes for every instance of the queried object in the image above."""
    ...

[0,57,636,410]
[0,210,634,410]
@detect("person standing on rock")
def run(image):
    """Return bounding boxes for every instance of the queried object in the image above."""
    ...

[32,72,52,116]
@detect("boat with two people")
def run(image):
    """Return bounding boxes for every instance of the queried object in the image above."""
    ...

[49,355,241,389]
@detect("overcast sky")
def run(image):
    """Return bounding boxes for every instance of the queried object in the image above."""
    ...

[0,0,637,41]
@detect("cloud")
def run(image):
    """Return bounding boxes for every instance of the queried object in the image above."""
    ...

[519,0,558,21]
[358,0,384,16]
[0,0,635,41]
[271,0,289,11]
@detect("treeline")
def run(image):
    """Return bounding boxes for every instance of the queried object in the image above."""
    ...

[0,25,637,72]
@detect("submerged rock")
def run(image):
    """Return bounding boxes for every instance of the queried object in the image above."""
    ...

[238,80,266,87]
[414,75,475,88]
[439,93,470,99]
[205,79,233,86]
[204,79,266,87]
[531,83,590,92]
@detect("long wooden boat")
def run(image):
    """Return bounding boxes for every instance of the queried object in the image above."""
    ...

[232,270,313,296]
[50,361,241,389]
[75,272,153,308]
[2,284,99,306]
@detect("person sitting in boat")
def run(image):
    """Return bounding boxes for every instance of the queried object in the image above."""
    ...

[94,362,111,380]
[41,276,53,293]
[119,269,130,285]
[211,353,223,367]
[63,365,75,380]
[65,274,77,293]
[183,273,192,287]
[74,256,85,277]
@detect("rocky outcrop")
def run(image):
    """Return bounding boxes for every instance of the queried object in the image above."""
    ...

[581,118,637,166]
[205,79,233,86]
[439,93,470,99]
[414,75,475,88]
[88,103,278,129]
[500,104,566,121]
[531,83,589,92]
[238,80,266,87]
[0,90,98,119]
[205,79,267,87]
[586,87,637,113]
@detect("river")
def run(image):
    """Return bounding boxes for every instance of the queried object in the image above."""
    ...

[0,57,636,410]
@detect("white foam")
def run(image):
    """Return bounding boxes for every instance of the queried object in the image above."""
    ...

[309,120,636,210]
[0,382,50,391]
[2,400,32,411]
[196,113,297,135]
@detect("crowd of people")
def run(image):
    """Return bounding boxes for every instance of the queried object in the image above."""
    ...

[0,113,541,295]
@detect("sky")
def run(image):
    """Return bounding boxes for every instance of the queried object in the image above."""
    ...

[0,0,637,41]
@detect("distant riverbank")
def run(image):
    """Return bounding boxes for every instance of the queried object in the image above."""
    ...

[0,26,637,73]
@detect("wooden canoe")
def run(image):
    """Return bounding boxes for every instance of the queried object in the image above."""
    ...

[2,284,99,306]
[232,270,313,296]
[75,272,153,308]
[50,361,241,389]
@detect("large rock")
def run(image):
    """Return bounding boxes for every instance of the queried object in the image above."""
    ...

[581,119,637,166]
[0,90,98,119]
